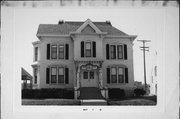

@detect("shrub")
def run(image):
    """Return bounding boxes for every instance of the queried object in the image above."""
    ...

[134,88,146,96]
[108,88,125,99]
[22,88,74,99]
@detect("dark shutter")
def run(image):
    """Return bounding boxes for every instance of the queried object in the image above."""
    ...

[125,68,128,83]
[106,44,109,59]
[65,44,69,60]
[107,68,110,84]
[46,68,50,84]
[65,68,69,84]
[81,41,84,57]
[92,41,96,57]
[124,44,127,60]
[47,44,50,60]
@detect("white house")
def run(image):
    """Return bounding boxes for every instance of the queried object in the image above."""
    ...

[32,19,137,99]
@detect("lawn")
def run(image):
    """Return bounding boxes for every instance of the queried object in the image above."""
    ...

[107,95,157,105]
[22,99,81,105]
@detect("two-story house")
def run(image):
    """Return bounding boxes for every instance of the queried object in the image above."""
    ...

[32,19,137,99]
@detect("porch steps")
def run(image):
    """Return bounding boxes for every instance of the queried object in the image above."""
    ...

[78,87,104,99]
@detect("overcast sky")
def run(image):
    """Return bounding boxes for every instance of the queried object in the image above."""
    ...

[13,7,166,84]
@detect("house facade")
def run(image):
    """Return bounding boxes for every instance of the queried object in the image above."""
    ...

[32,19,137,98]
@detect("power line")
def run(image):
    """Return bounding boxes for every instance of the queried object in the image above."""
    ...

[137,40,151,94]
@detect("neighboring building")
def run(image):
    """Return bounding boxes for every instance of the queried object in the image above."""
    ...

[32,19,137,98]
[21,67,33,89]
[150,51,157,95]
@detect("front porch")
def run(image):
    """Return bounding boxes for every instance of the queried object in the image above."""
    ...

[74,60,109,99]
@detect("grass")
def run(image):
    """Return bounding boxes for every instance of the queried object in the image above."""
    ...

[22,99,81,105]
[107,95,157,105]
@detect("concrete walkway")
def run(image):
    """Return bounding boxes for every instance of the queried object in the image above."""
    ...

[81,99,107,105]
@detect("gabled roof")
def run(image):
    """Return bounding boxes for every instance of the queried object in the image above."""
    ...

[37,19,129,36]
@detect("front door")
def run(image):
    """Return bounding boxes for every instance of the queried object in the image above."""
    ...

[81,70,98,87]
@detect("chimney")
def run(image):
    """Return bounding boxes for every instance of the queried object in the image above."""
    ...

[58,20,64,24]
[106,20,111,25]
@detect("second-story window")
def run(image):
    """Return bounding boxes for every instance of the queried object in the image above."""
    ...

[81,41,96,58]
[85,42,91,57]
[34,47,38,61]
[59,45,64,59]
[51,45,57,59]
[106,44,127,60]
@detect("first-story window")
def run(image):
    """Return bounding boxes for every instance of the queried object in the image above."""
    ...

[51,45,57,59]
[51,67,57,84]
[111,67,125,84]
[111,67,117,83]
[34,68,38,84]
[118,67,124,83]
[58,67,64,83]
[83,71,88,79]
[89,71,94,79]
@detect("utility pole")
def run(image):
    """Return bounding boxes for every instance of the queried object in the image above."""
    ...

[137,40,151,93]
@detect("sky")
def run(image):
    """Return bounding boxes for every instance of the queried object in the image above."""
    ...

[13,7,165,84]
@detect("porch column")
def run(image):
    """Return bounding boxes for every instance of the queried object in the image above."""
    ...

[74,62,80,99]
[99,67,103,88]
[76,65,80,88]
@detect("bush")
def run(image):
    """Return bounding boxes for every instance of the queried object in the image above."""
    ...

[108,88,125,99]
[134,88,146,96]
[22,88,74,99]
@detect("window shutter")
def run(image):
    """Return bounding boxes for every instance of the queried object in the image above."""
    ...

[106,44,109,59]
[92,41,96,57]
[125,68,128,83]
[107,68,110,84]
[124,44,127,60]
[65,68,69,84]
[46,68,50,84]
[47,44,50,60]
[65,44,69,60]
[81,41,84,57]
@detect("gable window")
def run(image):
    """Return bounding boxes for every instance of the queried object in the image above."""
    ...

[106,44,127,60]
[34,47,38,61]
[51,45,57,59]
[59,45,64,59]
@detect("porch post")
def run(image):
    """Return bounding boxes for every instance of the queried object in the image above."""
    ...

[99,63,103,88]
[74,62,80,99]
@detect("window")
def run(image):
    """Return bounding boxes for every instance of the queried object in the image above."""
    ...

[58,67,64,83]
[35,47,38,61]
[51,67,57,84]
[81,41,96,58]
[51,45,57,59]
[107,44,127,60]
[49,44,68,60]
[59,45,64,59]
[83,72,88,79]
[117,45,123,59]
[85,42,91,57]
[89,71,94,79]
[110,67,125,84]
[49,66,68,84]
[111,67,117,83]
[34,68,37,84]
[118,67,124,83]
